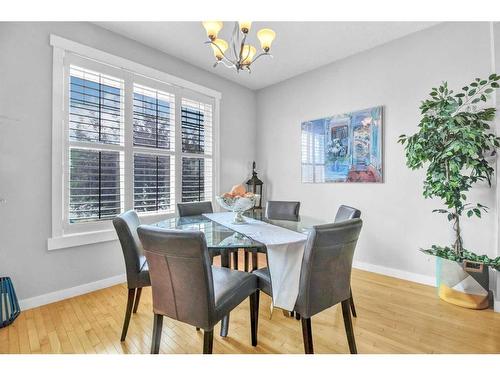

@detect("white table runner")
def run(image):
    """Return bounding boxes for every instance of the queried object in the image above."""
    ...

[203,212,307,310]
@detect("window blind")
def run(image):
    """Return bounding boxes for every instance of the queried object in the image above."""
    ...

[181,157,212,203]
[68,65,124,223]
[181,98,212,155]
[69,66,123,145]
[134,153,175,213]
[133,84,175,149]
[69,148,123,223]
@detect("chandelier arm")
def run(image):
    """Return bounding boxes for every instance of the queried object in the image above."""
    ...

[231,22,240,61]
[249,52,272,64]
[239,32,247,62]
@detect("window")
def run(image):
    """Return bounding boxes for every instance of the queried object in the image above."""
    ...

[65,62,214,226]
[50,36,220,249]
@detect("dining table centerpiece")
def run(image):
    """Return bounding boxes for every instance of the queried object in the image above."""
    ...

[215,184,260,224]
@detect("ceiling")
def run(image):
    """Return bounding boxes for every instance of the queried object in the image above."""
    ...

[96,22,439,90]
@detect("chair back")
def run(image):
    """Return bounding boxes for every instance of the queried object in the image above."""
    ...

[295,218,362,318]
[266,201,300,221]
[334,205,361,222]
[113,210,144,287]
[177,201,213,217]
[137,225,216,329]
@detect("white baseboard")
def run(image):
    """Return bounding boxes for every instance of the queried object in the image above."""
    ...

[19,273,126,310]
[353,260,436,287]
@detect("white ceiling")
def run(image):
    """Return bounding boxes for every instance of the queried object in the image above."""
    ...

[96,22,439,90]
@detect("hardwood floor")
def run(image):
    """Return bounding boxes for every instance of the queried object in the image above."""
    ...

[2,251,500,354]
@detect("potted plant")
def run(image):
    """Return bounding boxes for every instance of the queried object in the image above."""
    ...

[399,74,500,309]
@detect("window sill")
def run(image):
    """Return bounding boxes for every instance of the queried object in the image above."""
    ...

[47,229,117,251]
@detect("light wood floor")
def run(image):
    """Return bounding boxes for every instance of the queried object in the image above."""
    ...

[2,251,500,354]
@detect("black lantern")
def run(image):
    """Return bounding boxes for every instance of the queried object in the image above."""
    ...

[246,161,263,209]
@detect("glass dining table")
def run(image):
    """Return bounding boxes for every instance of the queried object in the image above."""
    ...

[152,209,326,269]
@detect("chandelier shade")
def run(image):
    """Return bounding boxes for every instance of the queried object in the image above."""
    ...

[202,21,276,73]
[257,28,276,52]
[238,21,252,33]
[211,39,229,60]
[241,45,256,65]
[202,21,224,40]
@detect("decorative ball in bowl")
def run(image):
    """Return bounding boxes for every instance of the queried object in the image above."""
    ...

[215,184,260,224]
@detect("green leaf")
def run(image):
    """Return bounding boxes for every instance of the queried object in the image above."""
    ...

[492,82,499,88]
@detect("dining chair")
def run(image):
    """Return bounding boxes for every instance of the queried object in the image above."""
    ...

[112,210,151,341]
[266,200,301,221]
[334,205,361,318]
[253,218,363,354]
[137,225,259,354]
[177,201,213,217]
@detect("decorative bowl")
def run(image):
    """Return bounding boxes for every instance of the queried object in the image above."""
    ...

[215,194,260,224]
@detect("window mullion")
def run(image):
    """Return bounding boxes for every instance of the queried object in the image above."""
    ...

[124,73,134,212]
[174,91,182,209]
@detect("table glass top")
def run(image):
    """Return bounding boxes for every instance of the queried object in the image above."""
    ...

[153,209,327,250]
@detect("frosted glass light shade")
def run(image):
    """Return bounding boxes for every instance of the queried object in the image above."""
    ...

[211,39,228,59]
[257,28,276,51]
[241,45,256,65]
[239,21,252,33]
[202,21,223,40]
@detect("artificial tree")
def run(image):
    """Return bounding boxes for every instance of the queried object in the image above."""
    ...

[399,74,500,269]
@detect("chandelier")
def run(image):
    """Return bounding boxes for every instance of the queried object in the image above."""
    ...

[202,21,276,73]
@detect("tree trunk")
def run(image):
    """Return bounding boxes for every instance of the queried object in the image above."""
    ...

[453,209,463,257]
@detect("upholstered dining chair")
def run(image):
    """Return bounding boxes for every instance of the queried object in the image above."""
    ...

[253,218,363,354]
[137,225,259,354]
[112,210,151,342]
[177,201,213,217]
[334,205,361,318]
[266,200,301,221]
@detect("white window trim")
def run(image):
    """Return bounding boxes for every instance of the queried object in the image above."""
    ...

[49,35,221,251]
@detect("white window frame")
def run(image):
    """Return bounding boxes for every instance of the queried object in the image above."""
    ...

[48,35,221,251]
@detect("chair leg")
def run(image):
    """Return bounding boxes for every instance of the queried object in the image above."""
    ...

[203,329,214,354]
[301,317,314,354]
[249,291,259,346]
[120,288,135,341]
[341,299,357,354]
[252,252,258,271]
[220,314,229,337]
[244,251,249,272]
[219,249,230,338]
[349,288,357,318]
[133,287,142,313]
[295,312,301,320]
[151,313,163,354]
[232,251,239,270]
[220,250,230,268]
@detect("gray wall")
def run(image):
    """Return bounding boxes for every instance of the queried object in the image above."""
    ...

[0,22,257,300]
[256,22,498,280]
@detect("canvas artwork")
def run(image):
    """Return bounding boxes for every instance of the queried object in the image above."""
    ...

[301,106,383,183]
